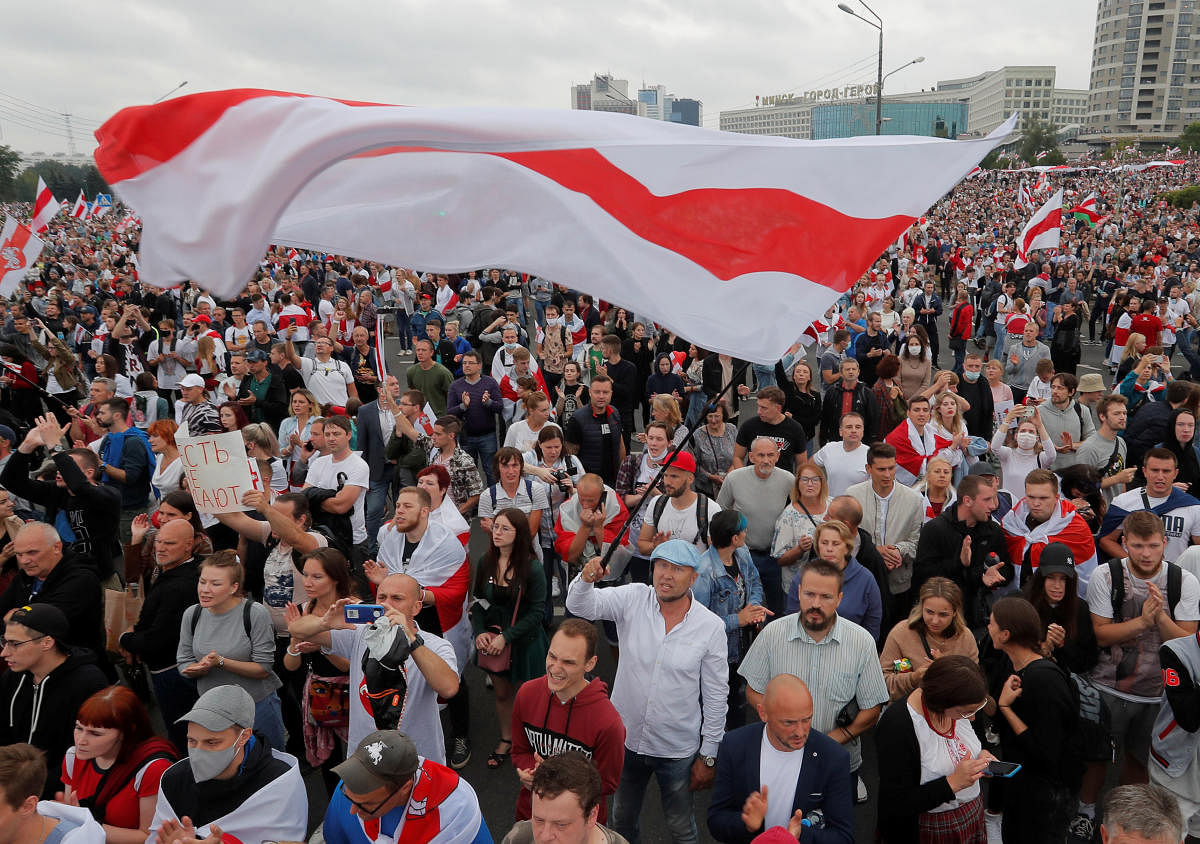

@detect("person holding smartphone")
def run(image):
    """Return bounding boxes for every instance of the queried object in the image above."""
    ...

[875,655,993,843]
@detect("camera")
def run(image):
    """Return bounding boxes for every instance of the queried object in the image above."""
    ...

[550,468,572,494]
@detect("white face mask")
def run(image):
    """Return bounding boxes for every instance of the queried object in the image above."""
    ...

[1016,431,1038,450]
[908,344,921,355]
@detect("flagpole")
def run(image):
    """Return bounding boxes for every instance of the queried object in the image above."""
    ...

[595,361,752,574]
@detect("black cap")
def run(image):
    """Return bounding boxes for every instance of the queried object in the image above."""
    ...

[8,604,70,644]
[1037,542,1077,579]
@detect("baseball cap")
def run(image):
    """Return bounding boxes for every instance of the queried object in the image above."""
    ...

[9,604,70,643]
[177,685,255,731]
[1037,542,1077,579]
[245,349,269,363]
[0,424,17,444]
[1077,373,1105,393]
[652,538,701,569]
[179,374,206,389]
[191,314,212,324]
[665,451,697,474]
[333,730,420,794]
[968,463,998,478]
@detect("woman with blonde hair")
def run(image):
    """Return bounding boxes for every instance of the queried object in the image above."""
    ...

[921,456,956,522]
[930,391,974,478]
[879,576,978,702]
[194,335,224,390]
[785,519,882,640]
[771,463,830,597]
[279,389,319,490]
[243,422,287,495]
[1115,331,1148,382]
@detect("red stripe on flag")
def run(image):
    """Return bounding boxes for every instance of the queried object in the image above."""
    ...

[1021,209,1062,251]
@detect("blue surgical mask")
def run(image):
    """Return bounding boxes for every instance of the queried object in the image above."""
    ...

[963,370,981,382]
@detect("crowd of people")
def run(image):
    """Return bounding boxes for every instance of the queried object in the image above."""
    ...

[2,158,1200,844]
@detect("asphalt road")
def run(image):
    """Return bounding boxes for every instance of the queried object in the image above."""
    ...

[308,309,1122,843]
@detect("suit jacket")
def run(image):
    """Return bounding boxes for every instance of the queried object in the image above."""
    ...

[356,400,397,482]
[707,722,853,844]
[847,480,923,595]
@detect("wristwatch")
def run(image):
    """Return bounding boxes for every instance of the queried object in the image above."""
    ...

[217,655,225,669]
[700,754,716,768]
[409,634,425,651]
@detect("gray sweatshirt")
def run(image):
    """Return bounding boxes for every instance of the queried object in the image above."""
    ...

[1004,340,1050,390]
[177,599,282,701]
[717,466,795,551]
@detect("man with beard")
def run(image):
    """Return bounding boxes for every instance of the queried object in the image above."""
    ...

[567,540,727,844]
[93,398,153,544]
[738,561,889,807]
[510,619,625,823]
[370,486,475,770]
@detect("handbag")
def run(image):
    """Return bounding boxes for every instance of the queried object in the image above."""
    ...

[308,674,351,728]
[477,588,522,673]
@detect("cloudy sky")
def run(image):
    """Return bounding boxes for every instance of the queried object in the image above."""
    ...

[6,0,1095,156]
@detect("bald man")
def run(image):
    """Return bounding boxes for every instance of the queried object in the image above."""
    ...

[707,674,854,844]
[288,572,460,764]
[120,518,202,750]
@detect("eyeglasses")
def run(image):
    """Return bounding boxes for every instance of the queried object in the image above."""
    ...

[798,477,823,484]
[339,781,402,816]
[0,635,45,650]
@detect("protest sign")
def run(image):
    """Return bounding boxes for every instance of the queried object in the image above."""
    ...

[177,430,260,513]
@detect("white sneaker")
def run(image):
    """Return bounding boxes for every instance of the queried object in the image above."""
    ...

[551,578,561,598]
[855,777,868,803]
[985,811,1003,844]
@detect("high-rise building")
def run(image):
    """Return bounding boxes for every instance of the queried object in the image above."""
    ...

[1082,0,1198,142]
[571,74,701,125]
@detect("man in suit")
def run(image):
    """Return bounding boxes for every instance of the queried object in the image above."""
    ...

[707,674,854,844]
[847,442,924,631]
[358,374,403,549]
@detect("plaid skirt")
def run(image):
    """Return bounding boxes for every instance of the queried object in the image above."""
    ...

[917,794,986,844]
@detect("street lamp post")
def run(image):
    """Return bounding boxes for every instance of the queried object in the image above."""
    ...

[838,1,883,134]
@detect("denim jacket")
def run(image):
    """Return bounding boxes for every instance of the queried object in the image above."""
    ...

[692,545,764,663]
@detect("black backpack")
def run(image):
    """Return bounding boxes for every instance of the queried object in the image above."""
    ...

[304,478,355,558]
[189,600,253,639]
[1109,558,1183,622]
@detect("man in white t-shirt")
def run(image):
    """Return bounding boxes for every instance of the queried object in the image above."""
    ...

[305,416,370,548]
[813,412,870,498]
[286,334,358,407]
[637,449,721,556]
[287,572,459,764]
[1074,513,1200,838]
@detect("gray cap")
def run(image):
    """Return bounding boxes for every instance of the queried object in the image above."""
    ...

[333,730,420,794]
[177,684,255,731]
[968,462,999,478]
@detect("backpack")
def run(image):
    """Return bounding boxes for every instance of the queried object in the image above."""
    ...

[651,493,710,549]
[189,600,253,639]
[1109,558,1183,622]
[303,477,355,558]
[489,478,534,511]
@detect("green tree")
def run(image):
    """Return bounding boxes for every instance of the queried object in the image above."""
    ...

[0,145,20,201]
[1178,122,1200,153]
[18,162,109,203]
[1017,118,1062,164]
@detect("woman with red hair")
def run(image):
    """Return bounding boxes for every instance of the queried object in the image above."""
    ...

[59,686,178,843]
[218,401,250,432]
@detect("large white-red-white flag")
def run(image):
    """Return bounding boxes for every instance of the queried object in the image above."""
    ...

[1015,188,1064,269]
[93,89,1014,362]
[31,178,60,234]
[0,217,45,296]
[69,191,88,219]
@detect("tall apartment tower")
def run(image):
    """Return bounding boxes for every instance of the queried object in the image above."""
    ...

[1083,0,1199,141]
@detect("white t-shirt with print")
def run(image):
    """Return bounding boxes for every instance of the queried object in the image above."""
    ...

[306,453,370,544]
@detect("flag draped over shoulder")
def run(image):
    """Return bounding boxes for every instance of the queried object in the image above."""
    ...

[1002,497,1099,591]
[93,89,1015,363]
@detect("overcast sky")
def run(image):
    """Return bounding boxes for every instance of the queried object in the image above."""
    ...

[5,0,1096,156]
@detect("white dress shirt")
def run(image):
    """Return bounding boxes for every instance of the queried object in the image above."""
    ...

[565,578,728,758]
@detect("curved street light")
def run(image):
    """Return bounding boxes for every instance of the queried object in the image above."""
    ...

[838,1,883,134]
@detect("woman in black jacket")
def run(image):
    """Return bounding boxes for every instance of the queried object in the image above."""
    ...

[987,596,1078,844]
[776,360,822,454]
[876,655,991,844]
[1023,545,1098,676]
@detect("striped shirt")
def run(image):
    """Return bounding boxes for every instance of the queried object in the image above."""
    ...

[738,614,888,771]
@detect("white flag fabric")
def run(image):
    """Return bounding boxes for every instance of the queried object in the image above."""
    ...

[1015,188,1064,269]
[69,191,88,219]
[31,178,60,234]
[0,216,45,296]
[93,89,1015,362]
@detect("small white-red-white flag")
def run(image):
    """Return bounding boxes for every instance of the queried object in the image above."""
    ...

[0,216,46,296]
[31,178,60,234]
[1015,188,1064,269]
[69,191,88,219]
[373,313,388,381]
[414,403,437,436]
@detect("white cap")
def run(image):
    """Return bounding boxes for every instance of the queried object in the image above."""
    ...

[179,374,206,389]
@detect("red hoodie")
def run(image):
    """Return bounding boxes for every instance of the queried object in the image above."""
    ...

[510,677,626,822]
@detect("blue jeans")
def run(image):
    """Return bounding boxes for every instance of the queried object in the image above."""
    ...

[365,474,395,551]
[254,691,286,751]
[395,311,412,351]
[462,431,498,485]
[749,549,784,617]
[612,750,697,844]
[685,391,706,428]
[152,668,198,753]
[751,364,776,390]
[534,299,550,327]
